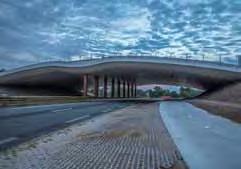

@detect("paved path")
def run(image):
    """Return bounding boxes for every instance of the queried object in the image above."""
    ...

[160,101,241,169]
[0,103,186,169]
[0,102,128,149]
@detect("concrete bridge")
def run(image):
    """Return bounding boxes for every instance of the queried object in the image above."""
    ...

[0,56,241,97]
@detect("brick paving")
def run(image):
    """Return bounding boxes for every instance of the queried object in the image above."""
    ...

[0,103,187,169]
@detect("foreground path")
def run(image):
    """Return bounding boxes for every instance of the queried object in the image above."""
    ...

[160,101,241,169]
[0,102,186,169]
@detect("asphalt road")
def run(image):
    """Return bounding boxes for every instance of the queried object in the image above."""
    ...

[0,101,129,149]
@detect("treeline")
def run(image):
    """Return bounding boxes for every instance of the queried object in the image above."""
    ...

[137,86,202,98]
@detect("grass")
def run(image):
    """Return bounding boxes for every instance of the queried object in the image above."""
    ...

[190,100,241,124]
[0,96,90,107]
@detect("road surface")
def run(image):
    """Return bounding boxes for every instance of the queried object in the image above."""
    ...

[0,102,129,149]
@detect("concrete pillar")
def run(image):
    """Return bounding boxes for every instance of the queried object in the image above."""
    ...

[122,80,126,98]
[104,76,108,98]
[94,75,99,97]
[117,78,121,98]
[111,77,115,98]
[127,82,130,98]
[134,81,137,98]
[83,74,88,97]
[131,81,134,97]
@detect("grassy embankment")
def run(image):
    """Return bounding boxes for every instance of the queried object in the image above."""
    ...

[190,82,241,123]
[0,96,89,107]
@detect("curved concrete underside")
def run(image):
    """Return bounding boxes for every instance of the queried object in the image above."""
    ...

[0,57,241,92]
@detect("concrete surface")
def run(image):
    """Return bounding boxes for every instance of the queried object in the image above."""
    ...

[160,101,241,169]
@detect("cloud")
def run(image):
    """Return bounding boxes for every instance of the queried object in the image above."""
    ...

[0,0,241,68]
[0,50,40,69]
[104,7,152,46]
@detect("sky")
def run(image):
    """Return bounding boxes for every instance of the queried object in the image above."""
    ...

[0,0,241,69]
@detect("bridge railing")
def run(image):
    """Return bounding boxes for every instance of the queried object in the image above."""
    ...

[73,54,239,67]
[0,54,240,75]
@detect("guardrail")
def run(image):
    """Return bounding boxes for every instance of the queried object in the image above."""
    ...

[59,54,240,66]
[91,55,237,65]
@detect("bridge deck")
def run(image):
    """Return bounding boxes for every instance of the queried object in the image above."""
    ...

[1,56,241,91]
[1,56,240,76]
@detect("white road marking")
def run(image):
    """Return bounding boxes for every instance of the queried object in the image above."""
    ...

[65,115,89,124]
[52,108,72,113]
[0,137,18,145]
[101,109,113,113]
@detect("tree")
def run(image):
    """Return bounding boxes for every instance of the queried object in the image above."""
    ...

[136,89,147,97]
[169,91,178,98]
[180,86,201,98]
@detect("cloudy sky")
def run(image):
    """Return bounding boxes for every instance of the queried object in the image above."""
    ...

[0,0,241,69]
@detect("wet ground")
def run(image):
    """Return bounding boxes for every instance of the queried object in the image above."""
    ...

[0,102,186,169]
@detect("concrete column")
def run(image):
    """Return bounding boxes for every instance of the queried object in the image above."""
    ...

[111,77,115,98]
[117,78,121,98]
[131,81,134,97]
[104,76,108,98]
[83,74,88,97]
[134,81,137,98]
[94,75,99,97]
[127,82,130,98]
[122,80,126,98]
